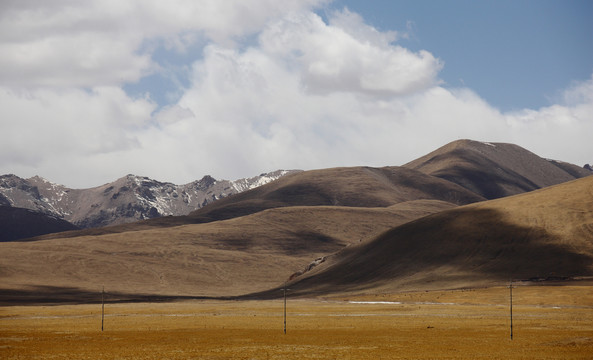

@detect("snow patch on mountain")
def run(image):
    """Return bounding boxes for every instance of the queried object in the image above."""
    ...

[230,170,292,192]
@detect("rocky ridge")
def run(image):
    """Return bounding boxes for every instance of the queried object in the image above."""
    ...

[0,170,299,229]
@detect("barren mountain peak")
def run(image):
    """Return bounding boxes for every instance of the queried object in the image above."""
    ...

[0,170,298,232]
[404,139,590,199]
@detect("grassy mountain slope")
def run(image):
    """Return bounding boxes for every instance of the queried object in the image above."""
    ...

[0,200,455,302]
[269,176,593,297]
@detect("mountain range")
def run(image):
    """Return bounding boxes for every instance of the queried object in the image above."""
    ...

[0,139,591,303]
[0,170,298,238]
[181,139,590,226]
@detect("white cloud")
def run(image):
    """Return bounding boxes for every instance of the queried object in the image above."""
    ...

[0,0,330,88]
[328,8,400,46]
[560,74,593,106]
[502,75,593,163]
[162,31,592,179]
[0,1,151,88]
[0,1,591,188]
[0,86,155,186]
[260,10,442,95]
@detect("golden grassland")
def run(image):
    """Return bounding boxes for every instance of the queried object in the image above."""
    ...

[1,285,592,359]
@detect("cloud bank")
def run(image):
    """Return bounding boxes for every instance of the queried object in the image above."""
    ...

[1,1,591,187]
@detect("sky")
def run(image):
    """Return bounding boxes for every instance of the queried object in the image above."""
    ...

[1,0,592,188]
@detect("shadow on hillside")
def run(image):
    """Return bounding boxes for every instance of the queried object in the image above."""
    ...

[433,149,539,199]
[0,285,215,306]
[243,207,593,299]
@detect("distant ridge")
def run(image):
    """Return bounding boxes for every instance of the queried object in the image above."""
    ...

[187,140,590,224]
[31,164,487,239]
[0,170,299,230]
[2,140,588,236]
[186,166,485,223]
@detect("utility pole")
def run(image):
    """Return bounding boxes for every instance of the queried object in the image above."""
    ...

[101,286,105,332]
[282,282,290,334]
[509,280,513,340]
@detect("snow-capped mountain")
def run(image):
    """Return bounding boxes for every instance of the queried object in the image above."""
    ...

[0,170,299,229]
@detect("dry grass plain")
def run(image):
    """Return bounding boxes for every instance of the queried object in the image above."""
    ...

[1,285,592,359]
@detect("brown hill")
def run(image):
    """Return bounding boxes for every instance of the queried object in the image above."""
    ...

[0,200,455,303]
[404,139,591,199]
[168,140,588,225]
[26,165,482,241]
[186,166,484,223]
[267,176,593,297]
